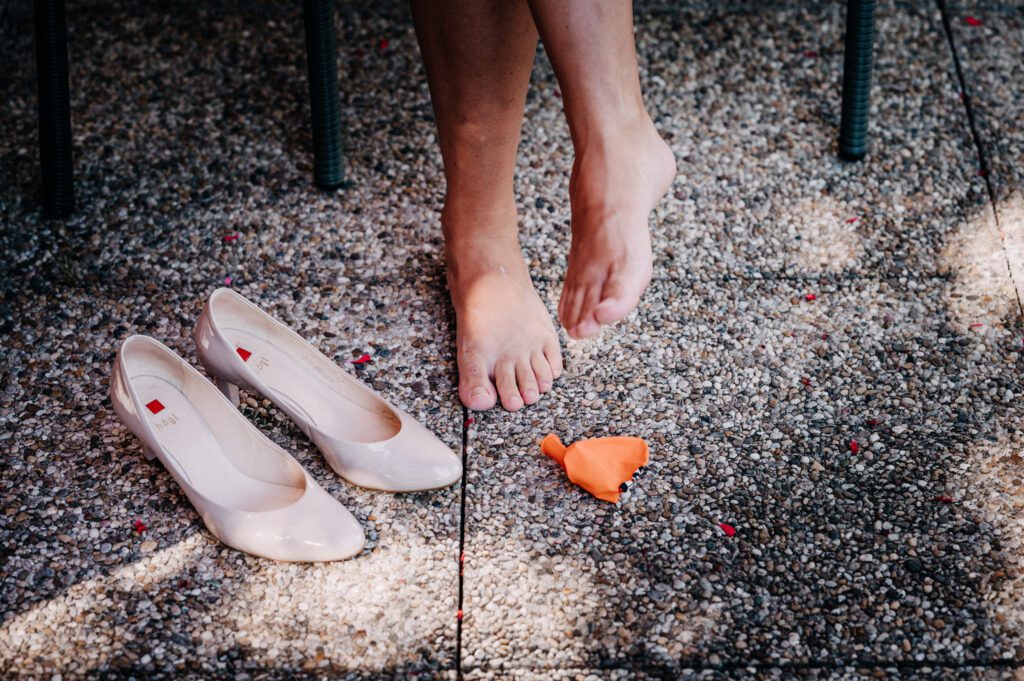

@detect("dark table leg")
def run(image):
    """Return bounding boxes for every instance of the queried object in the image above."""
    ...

[838,0,877,161]
[34,0,75,217]
[303,0,344,189]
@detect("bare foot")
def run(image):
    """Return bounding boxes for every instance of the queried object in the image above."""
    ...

[559,118,676,339]
[445,205,563,411]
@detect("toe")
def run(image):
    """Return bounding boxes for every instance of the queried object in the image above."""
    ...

[570,282,604,339]
[494,360,524,411]
[559,284,585,335]
[458,357,497,411]
[593,271,648,326]
[530,351,554,392]
[544,339,564,379]
[516,361,540,405]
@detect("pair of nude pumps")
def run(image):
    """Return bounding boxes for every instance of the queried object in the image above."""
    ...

[110,288,462,562]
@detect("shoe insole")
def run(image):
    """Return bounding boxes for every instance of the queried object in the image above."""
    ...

[225,329,399,444]
[134,374,304,512]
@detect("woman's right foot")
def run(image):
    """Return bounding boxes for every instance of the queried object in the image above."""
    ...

[444,204,563,412]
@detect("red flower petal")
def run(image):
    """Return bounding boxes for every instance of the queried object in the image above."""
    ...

[849,439,859,454]
[801,377,812,386]
[969,323,985,328]
[379,38,389,50]
[866,418,878,427]
[846,216,860,224]
[222,233,240,243]
[133,519,148,534]
[803,49,818,58]
[932,495,955,503]
[821,333,829,340]
[965,16,982,26]
[350,353,372,365]
[456,609,464,620]
[463,416,474,428]
[718,523,736,537]
[805,293,817,301]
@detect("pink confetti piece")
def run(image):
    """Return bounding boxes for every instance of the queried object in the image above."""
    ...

[456,609,463,620]
[849,439,859,454]
[222,232,240,243]
[932,495,956,503]
[969,323,985,328]
[132,519,147,534]
[718,523,736,537]
[965,16,982,26]
[223,276,233,286]
[805,293,817,301]
[350,353,372,365]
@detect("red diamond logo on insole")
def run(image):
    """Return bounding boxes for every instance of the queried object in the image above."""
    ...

[146,399,165,414]
[236,347,252,361]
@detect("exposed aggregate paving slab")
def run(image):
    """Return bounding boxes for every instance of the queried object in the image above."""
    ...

[947,2,1024,325]
[462,273,1024,673]
[0,278,462,677]
[516,3,990,283]
[1,4,461,675]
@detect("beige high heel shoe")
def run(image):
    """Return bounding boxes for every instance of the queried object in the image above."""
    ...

[110,335,365,561]
[194,288,462,492]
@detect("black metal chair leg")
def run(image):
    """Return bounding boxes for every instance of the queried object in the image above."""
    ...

[838,0,877,161]
[34,0,75,217]
[303,0,344,189]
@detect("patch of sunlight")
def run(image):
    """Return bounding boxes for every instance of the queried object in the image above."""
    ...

[462,537,604,668]
[787,196,864,273]
[994,192,1024,305]
[1,524,458,673]
[201,520,456,672]
[0,533,208,672]
[940,202,1017,330]
[461,512,719,669]
[957,436,1024,647]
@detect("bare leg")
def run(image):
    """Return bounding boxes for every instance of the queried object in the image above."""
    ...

[527,0,676,339]
[412,0,563,412]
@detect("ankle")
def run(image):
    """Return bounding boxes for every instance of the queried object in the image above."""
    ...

[566,102,652,152]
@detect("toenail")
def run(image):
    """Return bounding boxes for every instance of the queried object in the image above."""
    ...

[470,387,488,399]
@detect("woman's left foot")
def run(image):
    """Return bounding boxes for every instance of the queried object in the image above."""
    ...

[559,117,676,339]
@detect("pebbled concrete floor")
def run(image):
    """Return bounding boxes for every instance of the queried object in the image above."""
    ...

[2,0,1024,678]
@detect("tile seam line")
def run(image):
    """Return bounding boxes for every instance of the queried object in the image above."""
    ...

[529,272,960,285]
[454,401,469,680]
[935,0,1024,321]
[461,658,1024,674]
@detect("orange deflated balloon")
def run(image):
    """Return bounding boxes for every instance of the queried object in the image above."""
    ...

[540,433,649,503]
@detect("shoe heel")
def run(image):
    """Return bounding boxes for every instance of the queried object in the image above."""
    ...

[216,377,240,407]
[142,445,158,461]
